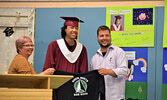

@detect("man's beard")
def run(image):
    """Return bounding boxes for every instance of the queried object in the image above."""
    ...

[100,43,110,48]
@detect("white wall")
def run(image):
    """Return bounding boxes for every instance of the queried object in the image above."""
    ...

[0,8,35,74]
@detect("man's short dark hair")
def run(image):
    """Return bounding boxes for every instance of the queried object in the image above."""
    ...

[97,25,111,36]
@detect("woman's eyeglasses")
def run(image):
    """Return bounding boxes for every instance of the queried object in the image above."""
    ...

[22,44,34,47]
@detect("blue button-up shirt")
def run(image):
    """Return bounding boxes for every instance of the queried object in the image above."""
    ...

[89,44,128,100]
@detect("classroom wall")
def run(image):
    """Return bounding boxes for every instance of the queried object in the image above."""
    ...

[0,1,165,100]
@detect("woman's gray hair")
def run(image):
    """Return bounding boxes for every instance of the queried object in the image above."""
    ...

[15,36,32,53]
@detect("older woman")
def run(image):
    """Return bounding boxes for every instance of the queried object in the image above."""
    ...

[8,36,55,75]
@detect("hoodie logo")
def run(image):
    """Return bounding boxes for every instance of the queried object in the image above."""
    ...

[72,77,88,96]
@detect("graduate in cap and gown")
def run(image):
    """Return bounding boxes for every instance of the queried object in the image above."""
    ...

[43,17,88,73]
[111,15,123,31]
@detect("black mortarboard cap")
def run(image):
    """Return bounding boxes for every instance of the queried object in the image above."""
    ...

[3,27,14,37]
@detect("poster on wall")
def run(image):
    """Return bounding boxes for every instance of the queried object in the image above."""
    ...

[106,6,155,47]
[163,48,167,100]
[123,48,148,82]
[163,0,167,48]
[163,48,167,84]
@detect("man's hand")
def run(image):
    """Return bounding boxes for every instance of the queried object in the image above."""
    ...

[98,68,117,77]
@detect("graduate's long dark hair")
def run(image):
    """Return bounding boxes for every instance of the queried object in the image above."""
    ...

[61,26,77,39]
[61,26,67,39]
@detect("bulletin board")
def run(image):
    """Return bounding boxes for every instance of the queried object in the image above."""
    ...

[163,0,167,48]
[162,48,167,100]
[123,47,148,82]
[123,47,148,100]
[163,48,167,84]
[106,6,155,47]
